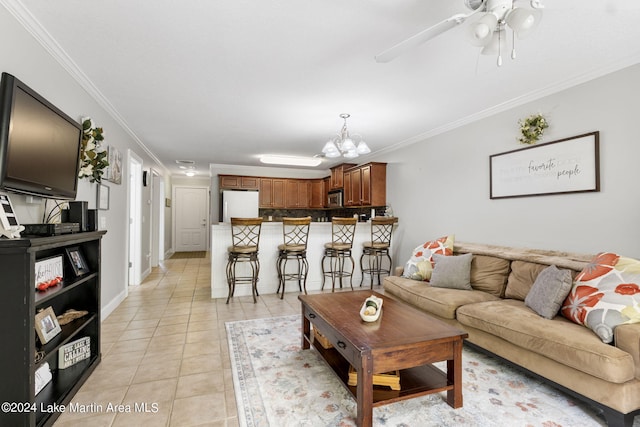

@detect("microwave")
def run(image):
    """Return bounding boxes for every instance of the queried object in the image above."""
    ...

[328,190,343,207]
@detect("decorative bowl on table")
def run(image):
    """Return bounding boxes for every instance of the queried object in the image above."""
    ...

[360,295,383,322]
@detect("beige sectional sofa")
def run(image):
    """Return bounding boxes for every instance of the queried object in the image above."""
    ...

[383,242,640,427]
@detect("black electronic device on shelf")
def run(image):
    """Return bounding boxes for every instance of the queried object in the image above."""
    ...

[22,223,80,236]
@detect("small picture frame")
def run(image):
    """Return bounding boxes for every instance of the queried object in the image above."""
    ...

[65,246,90,276]
[35,307,62,345]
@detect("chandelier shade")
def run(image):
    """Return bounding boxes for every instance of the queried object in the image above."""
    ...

[321,114,370,159]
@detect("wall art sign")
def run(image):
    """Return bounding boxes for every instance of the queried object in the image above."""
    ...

[34,255,63,291]
[490,131,600,199]
[58,336,91,369]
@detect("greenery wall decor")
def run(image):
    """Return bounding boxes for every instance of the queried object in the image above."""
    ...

[78,117,109,183]
[518,113,548,145]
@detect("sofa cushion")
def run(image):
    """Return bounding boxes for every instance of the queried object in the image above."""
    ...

[505,261,548,301]
[429,253,473,290]
[457,299,635,383]
[384,275,498,320]
[525,265,573,319]
[469,255,511,298]
[561,252,640,343]
[402,235,454,281]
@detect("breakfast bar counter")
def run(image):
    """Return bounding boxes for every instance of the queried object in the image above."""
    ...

[211,221,391,299]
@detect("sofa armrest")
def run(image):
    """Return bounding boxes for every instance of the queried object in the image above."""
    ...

[393,266,404,276]
[615,323,640,379]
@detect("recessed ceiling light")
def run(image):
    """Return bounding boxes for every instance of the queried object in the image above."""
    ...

[260,155,322,167]
[185,171,195,177]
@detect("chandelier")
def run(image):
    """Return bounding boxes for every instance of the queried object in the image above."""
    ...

[467,0,544,66]
[321,114,371,159]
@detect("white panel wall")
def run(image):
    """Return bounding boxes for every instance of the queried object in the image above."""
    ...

[377,64,640,267]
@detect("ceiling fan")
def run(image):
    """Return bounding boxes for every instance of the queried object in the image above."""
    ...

[375,0,544,66]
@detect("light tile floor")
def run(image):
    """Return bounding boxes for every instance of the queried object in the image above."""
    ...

[54,254,368,426]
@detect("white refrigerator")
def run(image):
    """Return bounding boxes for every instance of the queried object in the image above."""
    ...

[221,190,260,223]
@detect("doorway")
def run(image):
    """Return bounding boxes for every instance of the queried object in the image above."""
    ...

[128,151,143,286]
[173,186,210,252]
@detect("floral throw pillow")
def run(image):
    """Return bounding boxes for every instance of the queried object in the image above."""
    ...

[403,235,454,281]
[561,252,640,343]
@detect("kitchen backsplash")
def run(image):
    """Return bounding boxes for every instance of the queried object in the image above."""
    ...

[259,206,387,222]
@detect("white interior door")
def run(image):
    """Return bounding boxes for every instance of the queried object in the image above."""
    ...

[174,186,209,251]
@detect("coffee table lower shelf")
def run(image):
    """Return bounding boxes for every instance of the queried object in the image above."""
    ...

[312,339,453,407]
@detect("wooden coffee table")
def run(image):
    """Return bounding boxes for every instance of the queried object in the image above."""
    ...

[299,290,468,427]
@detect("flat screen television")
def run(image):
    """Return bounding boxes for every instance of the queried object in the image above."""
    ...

[0,72,82,200]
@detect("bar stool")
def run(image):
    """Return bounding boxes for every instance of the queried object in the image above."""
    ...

[226,217,263,304]
[360,217,398,288]
[276,217,311,299]
[321,217,357,292]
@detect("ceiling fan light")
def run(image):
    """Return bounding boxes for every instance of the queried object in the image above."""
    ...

[468,13,498,46]
[356,141,371,154]
[506,7,542,39]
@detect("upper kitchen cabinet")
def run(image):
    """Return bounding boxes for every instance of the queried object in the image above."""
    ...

[285,179,310,208]
[329,163,356,190]
[259,178,285,208]
[310,179,325,208]
[219,175,260,190]
[344,162,386,207]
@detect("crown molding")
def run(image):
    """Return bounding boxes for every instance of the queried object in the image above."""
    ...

[371,55,640,158]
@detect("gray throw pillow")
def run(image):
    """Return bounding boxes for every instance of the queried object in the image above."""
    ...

[429,253,473,290]
[525,265,573,319]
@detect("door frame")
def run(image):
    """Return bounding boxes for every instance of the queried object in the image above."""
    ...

[150,169,165,266]
[172,185,211,252]
[128,150,143,286]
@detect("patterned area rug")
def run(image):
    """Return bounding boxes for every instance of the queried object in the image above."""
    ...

[170,251,207,259]
[226,314,625,427]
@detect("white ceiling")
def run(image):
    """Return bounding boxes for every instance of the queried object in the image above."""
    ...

[10,0,640,176]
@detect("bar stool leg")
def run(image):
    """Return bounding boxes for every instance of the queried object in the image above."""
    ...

[301,254,309,294]
[348,251,355,290]
[226,256,235,304]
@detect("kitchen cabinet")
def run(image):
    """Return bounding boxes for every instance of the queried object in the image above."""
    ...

[323,177,331,208]
[329,163,356,190]
[310,179,325,208]
[285,179,310,208]
[259,178,285,208]
[219,175,260,190]
[344,162,386,207]
[344,168,362,206]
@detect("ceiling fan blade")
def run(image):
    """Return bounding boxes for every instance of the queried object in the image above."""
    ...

[375,15,465,63]
[375,0,489,63]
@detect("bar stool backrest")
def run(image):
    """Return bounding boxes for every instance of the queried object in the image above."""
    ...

[230,217,263,250]
[331,217,357,247]
[282,217,312,249]
[370,217,398,245]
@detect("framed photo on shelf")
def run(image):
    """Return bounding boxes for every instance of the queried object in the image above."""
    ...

[65,246,90,276]
[35,307,62,345]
